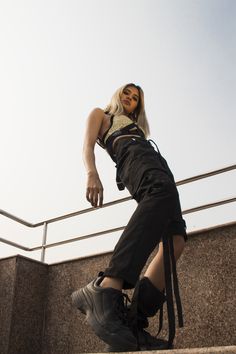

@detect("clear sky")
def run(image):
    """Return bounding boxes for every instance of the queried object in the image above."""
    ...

[0,0,235,263]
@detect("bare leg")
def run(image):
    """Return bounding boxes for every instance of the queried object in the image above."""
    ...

[101,235,185,291]
[144,235,185,290]
[100,276,123,290]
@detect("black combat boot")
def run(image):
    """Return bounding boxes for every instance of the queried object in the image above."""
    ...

[71,276,137,351]
[135,276,166,317]
[129,276,170,350]
[106,277,170,351]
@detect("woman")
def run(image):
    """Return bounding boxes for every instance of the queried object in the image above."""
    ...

[72,83,187,351]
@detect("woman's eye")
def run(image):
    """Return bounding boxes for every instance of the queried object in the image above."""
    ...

[123,90,138,102]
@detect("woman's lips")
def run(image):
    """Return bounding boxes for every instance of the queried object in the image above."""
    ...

[123,100,130,105]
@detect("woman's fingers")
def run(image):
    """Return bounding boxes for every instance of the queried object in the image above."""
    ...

[86,187,91,203]
[92,188,98,207]
[86,174,104,208]
[92,187,104,208]
[99,188,103,207]
[86,187,103,208]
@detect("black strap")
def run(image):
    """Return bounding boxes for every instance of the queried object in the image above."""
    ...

[148,138,160,154]
[127,281,141,350]
[169,235,184,327]
[155,302,164,337]
[105,122,145,161]
[162,224,175,346]
[162,220,184,347]
[116,170,125,191]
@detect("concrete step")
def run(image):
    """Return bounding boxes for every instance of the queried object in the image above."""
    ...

[95,346,236,354]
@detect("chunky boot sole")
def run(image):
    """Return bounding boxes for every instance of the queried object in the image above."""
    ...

[105,339,172,352]
[71,288,138,350]
[105,344,137,352]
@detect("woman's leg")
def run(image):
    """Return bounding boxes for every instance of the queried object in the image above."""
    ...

[100,235,185,291]
[144,234,186,291]
[103,174,182,289]
[100,276,123,290]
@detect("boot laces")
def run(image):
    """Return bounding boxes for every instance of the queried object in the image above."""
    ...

[113,292,131,325]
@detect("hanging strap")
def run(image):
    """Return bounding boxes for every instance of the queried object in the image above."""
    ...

[162,220,184,347]
[169,235,184,327]
[148,138,160,154]
[116,170,125,191]
[156,303,164,337]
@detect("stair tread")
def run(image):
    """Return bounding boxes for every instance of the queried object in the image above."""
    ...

[88,346,236,354]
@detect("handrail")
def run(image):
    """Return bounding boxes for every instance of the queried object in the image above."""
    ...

[1,164,235,227]
[1,196,235,253]
[182,196,236,214]
[175,164,236,186]
[0,164,236,262]
[0,197,131,228]
[3,197,232,251]
[0,237,31,251]
[30,196,236,251]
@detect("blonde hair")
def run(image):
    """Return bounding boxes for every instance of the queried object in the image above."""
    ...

[104,83,150,137]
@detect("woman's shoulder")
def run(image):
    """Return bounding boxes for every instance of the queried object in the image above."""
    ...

[89,107,114,120]
[86,107,107,126]
[89,107,105,117]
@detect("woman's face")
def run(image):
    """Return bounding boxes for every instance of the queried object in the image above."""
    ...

[120,86,139,114]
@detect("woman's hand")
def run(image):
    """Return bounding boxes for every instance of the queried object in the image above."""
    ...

[86,172,104,208]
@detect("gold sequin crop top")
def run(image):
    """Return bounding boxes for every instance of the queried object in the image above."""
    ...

[96,114,145,161]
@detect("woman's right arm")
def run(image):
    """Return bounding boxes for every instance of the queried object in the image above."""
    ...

[83,107,104,208]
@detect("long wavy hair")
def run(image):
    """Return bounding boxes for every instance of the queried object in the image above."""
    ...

[104,83,150,137]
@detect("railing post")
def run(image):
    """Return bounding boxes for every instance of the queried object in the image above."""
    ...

[40,222,48,263]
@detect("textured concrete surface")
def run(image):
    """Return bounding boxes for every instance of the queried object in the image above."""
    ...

[0,255,48,354]
[147,224,236,350]
[92,346,236,353]
[42,223,236,354]
[0,223,235,354]
[42,254,108,354]
[0,257,16,354]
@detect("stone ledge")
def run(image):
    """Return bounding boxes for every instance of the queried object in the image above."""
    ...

[87,346,236,354]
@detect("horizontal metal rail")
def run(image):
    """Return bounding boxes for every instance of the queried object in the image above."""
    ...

[0,163,235,263]
[182,196,236,214]
[175,164,236,186]
[1,164,235,228]
[1,195,235,252]
[0,237,31,251]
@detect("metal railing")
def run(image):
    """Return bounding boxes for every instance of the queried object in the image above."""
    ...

[0,164,235,263]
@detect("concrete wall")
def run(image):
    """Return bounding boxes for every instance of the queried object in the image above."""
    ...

[0,222,235,354]
[0,256,48,354]
[43,223,236,354]
[0,257,16,354]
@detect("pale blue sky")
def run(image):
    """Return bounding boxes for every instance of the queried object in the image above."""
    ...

[0,0,235,262]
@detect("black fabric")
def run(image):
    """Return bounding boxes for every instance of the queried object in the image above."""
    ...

[106,125,145,163]
[104,137,186,289]
[128,277,166,337]
[133,277,166,317]
[113,137,176,198]
[102,136,186,347]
